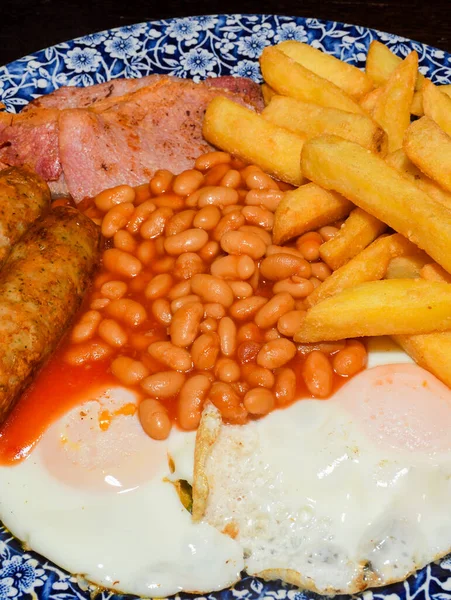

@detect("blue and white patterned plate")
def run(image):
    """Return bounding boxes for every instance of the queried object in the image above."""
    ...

[1,13,451,600]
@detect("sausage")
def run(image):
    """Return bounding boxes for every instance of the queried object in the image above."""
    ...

[0,206,100,423]
[0,167,51,267]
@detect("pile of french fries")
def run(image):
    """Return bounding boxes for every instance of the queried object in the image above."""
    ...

[203,39,451,388]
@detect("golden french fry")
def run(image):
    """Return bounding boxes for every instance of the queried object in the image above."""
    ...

[420,263,451,283]
[404,116,451,193]
[277,40,374,100]
[393,332,451,389]
[365,40,424,90]
[261,83,277,106]
[295,279,451,342]
[411,90,424,116]
[301,134,451,274]
[260,46,365,115]
[386,148,451,210]
[203,97,305,186]
[319,208,387,271]
[385,254,429,279]
[361,52,417,152]
[306,233,415,308]
[273,183,353,245]
[422,79,451,136]
[262,95,387,155]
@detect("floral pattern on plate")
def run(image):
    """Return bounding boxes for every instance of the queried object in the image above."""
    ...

[1,13,451,600]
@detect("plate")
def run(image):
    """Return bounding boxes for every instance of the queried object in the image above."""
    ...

[1,13,451,600]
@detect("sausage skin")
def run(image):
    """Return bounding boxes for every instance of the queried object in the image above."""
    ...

[0,167,51,267]
[0,206,100,423]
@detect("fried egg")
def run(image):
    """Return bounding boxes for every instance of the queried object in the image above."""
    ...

[0,387,243,597]
[195,361,451,594]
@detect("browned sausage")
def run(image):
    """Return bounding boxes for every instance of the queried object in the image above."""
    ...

[0,167,51,267]
[0,206,100,423]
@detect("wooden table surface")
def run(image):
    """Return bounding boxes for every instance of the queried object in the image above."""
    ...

[1,0,450,66]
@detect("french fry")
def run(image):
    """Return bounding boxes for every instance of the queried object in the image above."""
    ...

[365,40,424,90]
[319,208,387,270]
[273,183,353,245]
[306,233,415,308]
[203,97,305,186]
[422,79,451,136]
[260,46,365,115]
[393,332,451,389]
[261,83,277,106]
[411,90,424,116]
[385,148,451,210]
[404,116,451,193]
[262,95,387,155]
[385,254,429,279]
[420,263,451,283]
[295,279,451,342]
[301,134,451,274]
[277,40,374,100]
[361,52,417,152]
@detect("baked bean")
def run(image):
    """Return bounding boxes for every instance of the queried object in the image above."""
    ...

[172,169,204,196]
[212,210,245,242]
[148,341,192,372]
[244,388,275,415]
[277,310,306,337]
[222,204,243,215]
[257,338,296,369]
[274,368,296,405]
[229,281,253,298]
[173,253,206,279]
[141,371,186,398]
[127,200,157,234]
[248,264,260,291]
[209,381,247,422]
[111,356,149,386]
[167,280,191,301]
[245,189,284,211]
[195,151,231,171]
[129,272,153,294]
[204,303,226,320]
[154,193,188,210]
[136,240,156,265]
[210,255,255,280]
[230,296,267,320]
[64,340,113,365]
[151,298,172,326]
[231,380,250,397]
[238,225,272,246]
[214,358,241,383]
[164,228,208,255]
[242,364,275,388]
[295,299,306,311]
[191,274,234,307]
[264,328,281,341]
[94,184,135,212]
[90,298,110,310]
[198,240,220,262]
[98,319,128,348]
[152,256,176,274]
[333,341,367,377]
[311,262,332,281]
[191,332,220,370]
[203,163,231,186]
[94,271,114,288]
[266,244,304,259]
[254,292,294,329]
[103,249,142,278]
[220,169,241,188]
[149,169,174,195]
[273,277,314,298]
[145,273,173,300]
[170,302,203,347]
[114,230,138,253]
[106,298,147,327]
[139,399,172,440]
[237,322,265,344]
[198,186,239,207]
[309,277,321,289]
[170,294,201,313]
[297,231,323,245]
[221,230,266,259]
[193,205,221,230]
[199,317,217,333]
[134,182,151,205]
[177,374,212,430]
[102,202,134,238]
[165,209,196,236]
[260,253,312,281]
[242,206,274,230]
[301,350,333,398]
[298,240,321,262]
[237,341,261,364]
[319,225,339,242]
[243,168,279,191]
[140,206,173,239]
[218,317,237,357]
[71,310,102,343]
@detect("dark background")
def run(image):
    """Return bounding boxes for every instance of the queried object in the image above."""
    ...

[1,0,450,66]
